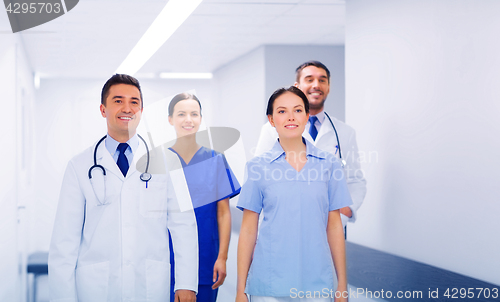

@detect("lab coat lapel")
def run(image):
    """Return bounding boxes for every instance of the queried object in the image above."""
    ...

[301,130,315,145]
[95,141,124,180]
[316,114,333,143]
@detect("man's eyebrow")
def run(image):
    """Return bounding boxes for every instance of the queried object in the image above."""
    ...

[304,75,328,79]
[111,95,141,101]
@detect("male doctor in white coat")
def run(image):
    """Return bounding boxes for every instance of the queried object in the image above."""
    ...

[49,74,198,302]
[255,61,367,228]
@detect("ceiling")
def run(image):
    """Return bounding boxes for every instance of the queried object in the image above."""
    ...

[1,0,345,79]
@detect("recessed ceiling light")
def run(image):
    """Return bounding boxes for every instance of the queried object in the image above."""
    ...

[116,0,203,76]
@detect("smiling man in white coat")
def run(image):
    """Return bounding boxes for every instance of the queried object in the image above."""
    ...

[49,74,198,302]
[255,61,367,228]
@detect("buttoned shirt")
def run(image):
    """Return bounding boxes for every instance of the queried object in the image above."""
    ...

[237,138,352,296]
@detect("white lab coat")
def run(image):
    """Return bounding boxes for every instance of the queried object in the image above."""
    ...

[48,137,198,302]
[255,114,367,226]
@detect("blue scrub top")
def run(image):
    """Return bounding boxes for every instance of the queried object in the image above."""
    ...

[169,146,241,285]
[237,139,352,297]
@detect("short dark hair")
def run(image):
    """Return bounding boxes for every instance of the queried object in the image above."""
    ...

[168,92,202,117]
[295,60,330,83]
[101,74,143,108]
[266,86,309,116]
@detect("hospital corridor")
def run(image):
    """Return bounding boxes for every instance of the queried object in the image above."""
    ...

[1,0,499,301]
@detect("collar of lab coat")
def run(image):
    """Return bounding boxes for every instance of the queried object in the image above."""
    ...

[95,134,147,180]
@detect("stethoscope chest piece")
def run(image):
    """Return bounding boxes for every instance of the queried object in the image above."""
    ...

[140,172,152,182]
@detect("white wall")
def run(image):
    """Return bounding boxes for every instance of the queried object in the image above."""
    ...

[0,34,36,302]
[346,0,500,285]
[212,46,267,158]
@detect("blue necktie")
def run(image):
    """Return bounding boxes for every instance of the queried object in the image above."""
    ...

[117,143,129,177]
[309,116,319,141]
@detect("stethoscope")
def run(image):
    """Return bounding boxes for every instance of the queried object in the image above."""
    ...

[88,134,152,205]
[324,112,346,168]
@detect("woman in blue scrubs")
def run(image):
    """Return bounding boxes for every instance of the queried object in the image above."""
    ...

[168,93,240,302]
[236,87,352,302]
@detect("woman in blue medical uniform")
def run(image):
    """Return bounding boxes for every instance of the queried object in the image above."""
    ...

[168,92,240,302]
[236,87,352,302]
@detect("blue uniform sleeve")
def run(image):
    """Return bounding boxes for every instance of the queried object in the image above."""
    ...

[328,157,353,211]
[236,161,263,213]
[216,153,241,201]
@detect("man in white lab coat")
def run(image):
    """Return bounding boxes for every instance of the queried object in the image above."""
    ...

[49,74,198,302]
[255,61,367,228]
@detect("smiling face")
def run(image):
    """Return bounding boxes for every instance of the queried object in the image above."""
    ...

[100,83,143,142]
[295,66,330,113]
[268,91,309,140]
[168,99,202,137]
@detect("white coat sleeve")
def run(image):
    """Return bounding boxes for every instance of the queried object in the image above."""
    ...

[166,170,199,293]
[48,161,85,302]
[254,122,278,156]
[344,129,367,223]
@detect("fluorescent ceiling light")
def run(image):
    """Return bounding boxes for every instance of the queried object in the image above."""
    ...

[116,0,203,75]
[159,72,213,79]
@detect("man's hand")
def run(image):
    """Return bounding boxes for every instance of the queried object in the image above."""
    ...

[212,257,227,289]
[339,206,352,218]
[175,289,196,302]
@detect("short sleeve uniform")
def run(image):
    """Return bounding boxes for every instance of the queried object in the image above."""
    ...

[237,139,352,297]
[169,146,240,288]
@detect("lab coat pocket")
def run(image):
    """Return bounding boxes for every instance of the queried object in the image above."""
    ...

[75,261,110,302]
[146,259,170,302]
[140,180,167,218]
